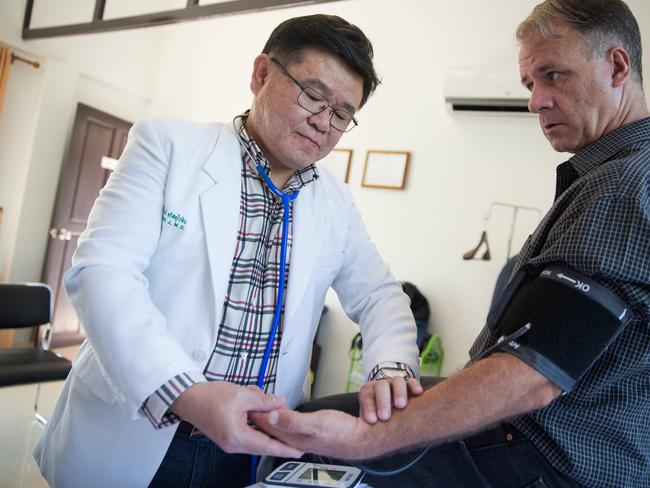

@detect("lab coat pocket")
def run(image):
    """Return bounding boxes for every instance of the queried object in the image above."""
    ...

[72,342,117,406]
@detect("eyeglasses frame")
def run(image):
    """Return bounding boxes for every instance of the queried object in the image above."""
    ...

[269,57,359,133]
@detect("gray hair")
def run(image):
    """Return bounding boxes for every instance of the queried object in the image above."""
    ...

[517,0,643,83]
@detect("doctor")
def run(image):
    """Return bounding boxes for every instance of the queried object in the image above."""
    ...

[34,14,421,488]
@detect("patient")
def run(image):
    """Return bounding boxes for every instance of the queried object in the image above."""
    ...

[255,1,650,486]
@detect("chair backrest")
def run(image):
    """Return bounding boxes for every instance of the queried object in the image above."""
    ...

[0,283,51,330]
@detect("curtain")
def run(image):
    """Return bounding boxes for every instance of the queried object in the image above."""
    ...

[0,44,11,113]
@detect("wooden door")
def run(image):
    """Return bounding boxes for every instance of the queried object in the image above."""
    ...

[42,103,132,347]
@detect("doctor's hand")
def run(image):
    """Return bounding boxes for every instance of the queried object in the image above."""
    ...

[359,377,423,424]
[170,381,303,458]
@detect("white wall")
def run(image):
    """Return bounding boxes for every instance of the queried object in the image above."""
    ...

[0,0,160,282]
[1,0,649,394]
[0,52,43,281]
[0,0,162,103]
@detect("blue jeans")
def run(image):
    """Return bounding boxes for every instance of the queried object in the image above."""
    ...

[148,423,251,488]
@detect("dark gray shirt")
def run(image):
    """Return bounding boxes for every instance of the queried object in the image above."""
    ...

[470,117,650,487]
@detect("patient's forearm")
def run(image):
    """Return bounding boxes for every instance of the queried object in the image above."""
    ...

[360,353,561,457]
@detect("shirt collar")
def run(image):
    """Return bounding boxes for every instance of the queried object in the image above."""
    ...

[554,117,650,198]
[554,161,579,201]
[568,117,650,178]
[233,113,319,193]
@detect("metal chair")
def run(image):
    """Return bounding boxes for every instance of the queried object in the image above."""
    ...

[0,283,72,424]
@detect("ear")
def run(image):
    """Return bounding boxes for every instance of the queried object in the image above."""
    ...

[609,46,631,88]
[250,54,272,95]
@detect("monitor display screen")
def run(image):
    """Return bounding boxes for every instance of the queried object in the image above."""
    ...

[298,468,345,482]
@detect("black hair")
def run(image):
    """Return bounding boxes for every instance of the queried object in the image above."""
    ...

[262,14,380,107]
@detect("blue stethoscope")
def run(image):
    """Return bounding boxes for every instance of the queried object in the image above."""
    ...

[254,163,299,391]
[242,144,299,481]
[235,121,300,390]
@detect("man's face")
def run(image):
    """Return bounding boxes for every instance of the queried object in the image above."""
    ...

[247,49,363,180]
[519,23,618,153]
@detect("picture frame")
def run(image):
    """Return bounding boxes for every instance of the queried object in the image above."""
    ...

[361,150,410,190]
[318,148,352,183]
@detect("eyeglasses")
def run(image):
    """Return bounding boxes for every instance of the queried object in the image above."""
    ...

[270,57,358,133]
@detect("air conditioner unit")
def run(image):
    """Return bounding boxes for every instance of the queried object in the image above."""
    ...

[444,68,531,113]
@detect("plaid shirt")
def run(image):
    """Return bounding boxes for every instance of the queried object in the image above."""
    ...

[142,116,318,427]
[470,117,650,487]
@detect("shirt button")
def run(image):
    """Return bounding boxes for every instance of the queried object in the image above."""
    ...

[240,352,248,360]
[193,350,206,361]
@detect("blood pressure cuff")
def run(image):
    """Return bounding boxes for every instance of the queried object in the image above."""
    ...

[483,264,632,392]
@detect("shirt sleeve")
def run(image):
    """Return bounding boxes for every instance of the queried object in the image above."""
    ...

[531,194,650,295]
[141,371,207,429]
[368,361,416,381]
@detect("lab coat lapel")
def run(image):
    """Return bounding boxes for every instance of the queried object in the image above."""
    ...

[284,184,318,336]
[199,127,241,314]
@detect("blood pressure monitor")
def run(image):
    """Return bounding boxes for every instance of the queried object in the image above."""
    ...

[264,462,364,487]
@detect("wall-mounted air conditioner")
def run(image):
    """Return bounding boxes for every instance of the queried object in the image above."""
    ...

[444,68,532,113]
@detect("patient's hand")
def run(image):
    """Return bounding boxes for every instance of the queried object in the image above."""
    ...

[251,408,374,460]
[359,377,423,424]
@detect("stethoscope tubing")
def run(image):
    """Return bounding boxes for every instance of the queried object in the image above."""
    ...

[234,120,302,482]
[255,163,299,390]
[251,163,299,483]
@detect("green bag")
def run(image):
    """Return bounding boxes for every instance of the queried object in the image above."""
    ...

[419,334,444,377]
[345,332,444,392]
[345,333,365,393]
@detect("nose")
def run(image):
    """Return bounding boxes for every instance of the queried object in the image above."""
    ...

[528,86,553,113]
[307,108,332,133]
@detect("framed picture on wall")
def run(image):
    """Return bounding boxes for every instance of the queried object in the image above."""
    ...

[361,150,410,190]
[318,148,352,183]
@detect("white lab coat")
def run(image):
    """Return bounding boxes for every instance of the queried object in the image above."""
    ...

[34,119,419,487]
